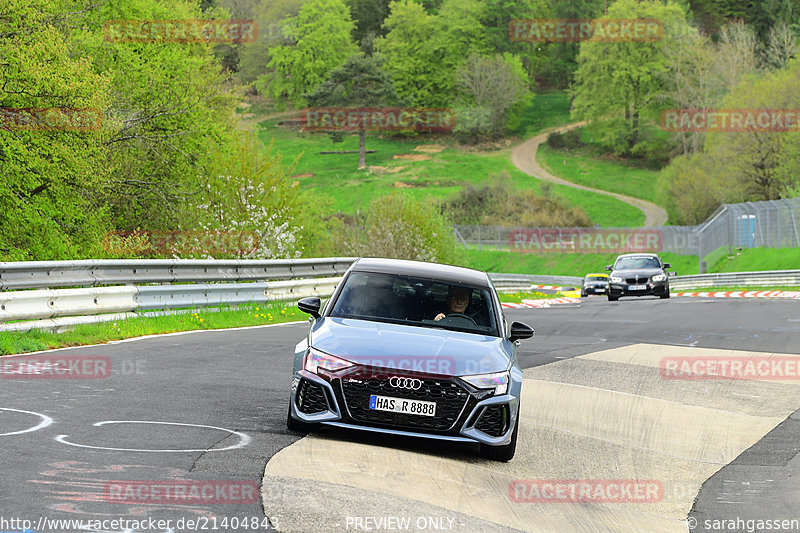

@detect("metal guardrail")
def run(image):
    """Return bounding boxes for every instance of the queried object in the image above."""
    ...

[488,273,582,289]
[488,270,800,291]
[1,260,797,333]
[0,258,355,332]
[668,270,800,290]
[0,258,356,291]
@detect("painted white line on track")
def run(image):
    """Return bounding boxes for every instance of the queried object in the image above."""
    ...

[0,407,54,437]
[55,420,251,453]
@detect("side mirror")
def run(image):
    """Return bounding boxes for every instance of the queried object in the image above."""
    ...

[663,263,671,269]
[509,321,534,342]
[298,296,321,318]
[605,265,612,271]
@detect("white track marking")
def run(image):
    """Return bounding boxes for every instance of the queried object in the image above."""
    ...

[55,420,250,452]
[0,407,54,436]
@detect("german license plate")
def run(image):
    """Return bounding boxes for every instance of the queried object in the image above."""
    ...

[594,288,605,293]
[628,284,646,290]
[369,395,436,417]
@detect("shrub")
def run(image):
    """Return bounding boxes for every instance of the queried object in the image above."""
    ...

[443,170,591,227]
[343,192,458,264]
[546,128,582,149]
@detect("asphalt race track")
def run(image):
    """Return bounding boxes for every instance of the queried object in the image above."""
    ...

[1,296,799,532]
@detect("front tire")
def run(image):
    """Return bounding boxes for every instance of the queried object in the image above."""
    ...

[286,403,319,433]
[480,413,519,462]
[660,290,670,299]
[607,294,619,302]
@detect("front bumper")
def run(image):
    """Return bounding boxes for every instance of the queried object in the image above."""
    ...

[288,369,519,446]
[608,281,669,297]
[582,284,608,295]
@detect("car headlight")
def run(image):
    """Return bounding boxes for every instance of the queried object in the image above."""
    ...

[304,348,354,375]
[610,276,623,283]
[461,371,509,396]
[651,274,666,282]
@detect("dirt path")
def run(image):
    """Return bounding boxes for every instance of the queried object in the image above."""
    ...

[510,122,668,227]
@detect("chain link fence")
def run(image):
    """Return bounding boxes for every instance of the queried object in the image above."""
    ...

[454,198,800,273]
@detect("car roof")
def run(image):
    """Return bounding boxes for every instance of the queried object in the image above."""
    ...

[615,253,659,258]
[585,273,609,277]
[350,258,490,287]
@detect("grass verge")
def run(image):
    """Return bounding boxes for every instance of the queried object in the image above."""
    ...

[709,247,800,272]
[496,291,565,303]
[0,302,306,356]
[537,143,662,205]
[256,92,645,227]
[456,249,699,277]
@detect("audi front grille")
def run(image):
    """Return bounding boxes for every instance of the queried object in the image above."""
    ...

[338,372,473,432]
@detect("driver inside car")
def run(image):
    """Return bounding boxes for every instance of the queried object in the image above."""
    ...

[434,286,472,321]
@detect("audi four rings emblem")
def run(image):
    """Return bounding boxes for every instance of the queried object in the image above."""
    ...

[389,376,422,390]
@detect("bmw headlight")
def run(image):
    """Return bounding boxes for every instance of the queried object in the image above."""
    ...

[461,371,509,396]
[610,276,623,283]
[651,274,667,282]
[304,348,354,375]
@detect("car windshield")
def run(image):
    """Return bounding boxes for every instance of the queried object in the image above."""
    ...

[585,276,607,282]
[330,271,499,336]
[614,256,661,269]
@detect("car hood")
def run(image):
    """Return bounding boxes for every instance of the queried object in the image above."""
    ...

[611,268,664,278]
[310,317,511,376]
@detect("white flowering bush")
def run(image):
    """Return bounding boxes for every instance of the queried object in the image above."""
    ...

[181,132,307,259]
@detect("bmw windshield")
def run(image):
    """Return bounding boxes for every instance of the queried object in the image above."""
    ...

[614,257,661,269]
[329,271,500,337]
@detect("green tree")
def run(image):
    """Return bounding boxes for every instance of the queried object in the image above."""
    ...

[571,0,693,156]
[480,0,551,81]
[541,0,605,88]
[347,0,393,45]
[656,152,739,224]
[705,56,800,200]
[69,0,239,232]
[454,53,531,142]
[305,54,399,169]
[0,0,111,260]
[434,0,490,94]
[260,0,357,109]
[374,0,447,107]
[236,0,307,86]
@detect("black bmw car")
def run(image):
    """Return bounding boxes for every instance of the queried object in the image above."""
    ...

[606,253,671,301]
[287,258,534,461]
